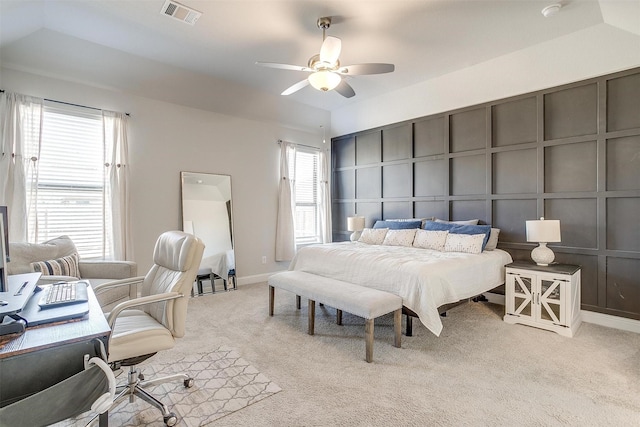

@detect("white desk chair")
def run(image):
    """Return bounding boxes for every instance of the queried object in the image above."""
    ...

[93,231,204,426]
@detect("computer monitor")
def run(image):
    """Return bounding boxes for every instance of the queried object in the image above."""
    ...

[1,206,9,293]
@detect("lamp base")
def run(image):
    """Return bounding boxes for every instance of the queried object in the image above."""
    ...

[350,231,362,242]
[531,242,555,266]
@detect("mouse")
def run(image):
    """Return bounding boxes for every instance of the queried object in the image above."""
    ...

[0,300,8,306]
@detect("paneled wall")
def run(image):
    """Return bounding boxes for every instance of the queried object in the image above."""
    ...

[331,68,640,320]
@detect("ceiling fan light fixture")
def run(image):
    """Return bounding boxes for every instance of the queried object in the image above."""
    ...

[308,71,341,92]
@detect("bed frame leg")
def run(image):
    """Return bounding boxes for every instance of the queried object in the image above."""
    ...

[440,312,447,317]
[336,309,342,325]
[405,314,413,337]
[269,286,275,316]
[308,299,315,335]
[472,294,488,302]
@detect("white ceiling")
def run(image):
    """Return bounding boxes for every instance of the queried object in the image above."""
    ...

[1,0,638,113]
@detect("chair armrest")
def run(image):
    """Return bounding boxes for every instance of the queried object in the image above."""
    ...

[93,276,145,301]
[79,260,137,280]
[106,292,182,329]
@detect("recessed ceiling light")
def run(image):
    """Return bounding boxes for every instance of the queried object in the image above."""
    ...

[541,4,562,18]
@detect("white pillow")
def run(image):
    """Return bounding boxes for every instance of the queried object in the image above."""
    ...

[358,228,388,245]
[444,233,485,254]
[484,228,501,251]
[382,229,417,247]
[434,218,479,225]
[413,229,449,251]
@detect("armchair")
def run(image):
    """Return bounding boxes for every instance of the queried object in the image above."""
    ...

[93,230,204,426]
[8,235,137,311]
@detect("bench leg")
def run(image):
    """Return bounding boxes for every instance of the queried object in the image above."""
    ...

[336,309,342,325]
[269,286,275,316]
[308,300,315,335]
[394,309,402,348]
[296,295,301,309]
[365,319,374,363]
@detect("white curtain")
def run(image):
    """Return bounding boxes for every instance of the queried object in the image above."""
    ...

[275,141,296,261]
[0,92,43,242]
[103,111,133,261]
[318,149,332,243]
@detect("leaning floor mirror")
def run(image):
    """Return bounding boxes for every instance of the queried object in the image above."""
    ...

[180,172,236,295]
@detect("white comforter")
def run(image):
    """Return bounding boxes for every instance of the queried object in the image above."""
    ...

[289,242,513,336]
[201,250,235,279]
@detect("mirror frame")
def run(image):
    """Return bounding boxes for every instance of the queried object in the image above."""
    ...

[180,171,236,291]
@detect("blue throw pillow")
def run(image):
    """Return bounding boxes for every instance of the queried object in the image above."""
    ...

[373,220,422,230]
[423,221,457,232]
[423,222,492,250]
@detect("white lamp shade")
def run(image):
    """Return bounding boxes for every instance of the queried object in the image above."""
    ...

[526,218,561,243]
[347,216,365,232]
[308,71,341,92]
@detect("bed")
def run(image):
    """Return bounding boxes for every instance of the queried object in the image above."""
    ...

[288,241,512,336]
[200,250,235,280]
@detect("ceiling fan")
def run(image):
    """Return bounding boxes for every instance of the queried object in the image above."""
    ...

[256,17,395,98]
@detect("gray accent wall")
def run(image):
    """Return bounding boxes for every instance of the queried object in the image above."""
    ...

[331,68,640,321]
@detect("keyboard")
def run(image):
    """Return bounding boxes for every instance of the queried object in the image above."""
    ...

[38,281,89,309]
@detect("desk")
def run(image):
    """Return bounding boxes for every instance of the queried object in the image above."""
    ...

[0,284,110,409]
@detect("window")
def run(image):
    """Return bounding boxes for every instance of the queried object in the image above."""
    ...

[26,102,111,258]
[289,147,321,245]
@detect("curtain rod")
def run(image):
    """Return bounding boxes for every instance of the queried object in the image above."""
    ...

[0,89,130,116]
[277,139,325,150]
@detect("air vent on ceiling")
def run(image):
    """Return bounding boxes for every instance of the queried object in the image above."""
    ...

[161,0,202,25]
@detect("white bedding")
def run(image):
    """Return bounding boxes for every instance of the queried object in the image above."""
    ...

[201,250,235,279]
[289,242,513,336]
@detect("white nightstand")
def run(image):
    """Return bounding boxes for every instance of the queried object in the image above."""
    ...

[504,261,581,337]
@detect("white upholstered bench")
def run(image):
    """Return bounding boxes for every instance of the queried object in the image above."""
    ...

[268,270,402,363]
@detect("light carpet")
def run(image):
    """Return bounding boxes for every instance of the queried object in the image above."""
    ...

[62,346,280,426]
[66,281,640,426]
[184,282,640,427]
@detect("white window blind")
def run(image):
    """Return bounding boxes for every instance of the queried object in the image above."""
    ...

[288,147,321,245]
[26,102,111,258]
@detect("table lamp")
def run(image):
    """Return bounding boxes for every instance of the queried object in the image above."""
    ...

[526,217,561,266]
[347,216,365,242]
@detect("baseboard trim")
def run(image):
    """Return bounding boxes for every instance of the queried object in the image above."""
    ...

[580,310,640,334]
[483,292,640,334]
[482,292,505,305]
[236,272,273,287]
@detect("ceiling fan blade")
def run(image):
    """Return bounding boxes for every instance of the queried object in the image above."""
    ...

[281,79,310,96]
[337,63,395,75]
[334,80,355,98]
[319,36,342,65]
[256,62,313,72]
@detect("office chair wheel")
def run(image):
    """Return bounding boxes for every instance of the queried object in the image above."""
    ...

[164,413,178,426]
[184,377,194,388]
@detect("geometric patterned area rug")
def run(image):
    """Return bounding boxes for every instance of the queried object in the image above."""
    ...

[59,346,281,426]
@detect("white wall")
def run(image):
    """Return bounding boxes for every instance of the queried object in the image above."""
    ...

[332,23,640,136]
[1,68,327,282]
